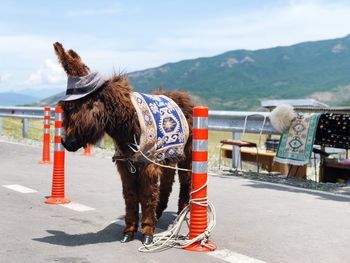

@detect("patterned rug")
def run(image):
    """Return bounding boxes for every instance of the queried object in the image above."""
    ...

[130,92,189,162]
[275,113,321,166]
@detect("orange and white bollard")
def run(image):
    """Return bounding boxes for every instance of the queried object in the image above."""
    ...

[45,106,70,204]
[82,144,92,156]
[39,106,52,164]
[184,106,217,252]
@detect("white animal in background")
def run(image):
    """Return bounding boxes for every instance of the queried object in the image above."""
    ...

[270,104,297,133]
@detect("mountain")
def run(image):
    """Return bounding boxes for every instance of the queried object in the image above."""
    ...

[30,92,65,107]
[17,88,64,99]
[0,92,39,106]
[36,35,350,110]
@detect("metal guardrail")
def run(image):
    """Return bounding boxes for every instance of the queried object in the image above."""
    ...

[0,106,278,136]
[0,106,278,168]
[209,110,277,134]
[0,106,55,138]
[0,106,55,119]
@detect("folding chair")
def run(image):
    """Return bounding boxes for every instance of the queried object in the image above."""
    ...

[218,113,267,172]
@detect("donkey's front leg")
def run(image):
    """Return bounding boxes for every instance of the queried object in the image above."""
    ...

[139,164,161,245]
[117,162,139,243]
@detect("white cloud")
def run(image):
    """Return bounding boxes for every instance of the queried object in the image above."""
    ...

[0,73,11,82]
[24,59,65,86]
[88,0,350,71]
[0,35,52,58]
[2,0,350,92]
[153,1,350,53]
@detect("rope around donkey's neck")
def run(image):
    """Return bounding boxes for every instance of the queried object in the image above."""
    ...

[128,136,192,172]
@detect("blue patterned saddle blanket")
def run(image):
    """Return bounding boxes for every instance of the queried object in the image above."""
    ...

[130,92,189,162]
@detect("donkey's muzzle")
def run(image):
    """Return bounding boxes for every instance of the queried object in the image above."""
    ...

[61,137,83,152]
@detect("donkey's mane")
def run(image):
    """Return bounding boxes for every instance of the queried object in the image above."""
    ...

[101,73,141,155]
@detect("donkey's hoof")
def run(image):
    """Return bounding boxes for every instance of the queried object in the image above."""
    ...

[142,234,153,245]
[121,234,133,243]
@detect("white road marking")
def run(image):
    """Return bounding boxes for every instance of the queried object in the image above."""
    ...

[208,249,266,263]
[60,202,95,212]
[2,184,38,193]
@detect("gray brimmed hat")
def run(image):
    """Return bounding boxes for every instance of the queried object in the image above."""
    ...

[60,71,107,101]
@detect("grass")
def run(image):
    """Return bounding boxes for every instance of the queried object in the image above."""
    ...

[208,130,271,169]
[1,117,272,169]
[2,117,55,141]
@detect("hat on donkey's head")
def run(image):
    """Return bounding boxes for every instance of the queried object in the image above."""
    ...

[53,42,107,101]
[62,71,107,101]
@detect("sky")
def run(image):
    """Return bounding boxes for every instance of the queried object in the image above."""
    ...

[1,0,350,94]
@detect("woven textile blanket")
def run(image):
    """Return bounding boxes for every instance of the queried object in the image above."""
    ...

[131,92,189,162]
[275,113,321,166]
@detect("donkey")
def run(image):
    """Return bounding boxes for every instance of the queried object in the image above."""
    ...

[53,42,194,245]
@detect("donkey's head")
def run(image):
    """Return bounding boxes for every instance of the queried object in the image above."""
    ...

[54,42,107,152]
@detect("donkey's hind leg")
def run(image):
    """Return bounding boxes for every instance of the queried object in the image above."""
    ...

[177,140,192,214]
[139,163,161,245]
[177,159,192,214]
[117,161,139,243]
[156,163,176,219]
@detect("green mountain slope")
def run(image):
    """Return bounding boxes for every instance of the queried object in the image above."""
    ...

[37,35,350,110]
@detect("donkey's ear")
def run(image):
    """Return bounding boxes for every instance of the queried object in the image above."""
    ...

[68,49,90,72]
[53,42,74,75]
[68,49,81,60]
[53,42,90,77]
[53,42,66,60]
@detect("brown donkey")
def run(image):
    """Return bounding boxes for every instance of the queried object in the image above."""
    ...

[53,42,194,245]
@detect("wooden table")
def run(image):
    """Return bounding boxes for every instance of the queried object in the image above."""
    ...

[220,145,307,177]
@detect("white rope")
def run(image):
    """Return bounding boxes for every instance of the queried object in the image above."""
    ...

[128,136,191,172]
[138,177,216,253]
[127,136,215,252]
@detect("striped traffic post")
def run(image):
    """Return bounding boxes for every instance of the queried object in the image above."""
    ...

[184,106,217,252]
[39,106,52,164]
[45,106,70,204]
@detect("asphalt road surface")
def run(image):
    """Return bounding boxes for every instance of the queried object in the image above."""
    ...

[1,139,350,263]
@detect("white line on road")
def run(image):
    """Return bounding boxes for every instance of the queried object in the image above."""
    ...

[208,249,266,263]
[2,184,38,193]
[60,202,95,212]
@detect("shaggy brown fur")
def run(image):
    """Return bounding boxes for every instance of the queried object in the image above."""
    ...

[53,42,195,241]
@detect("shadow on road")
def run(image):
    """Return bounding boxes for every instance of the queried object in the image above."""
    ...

[157,211,177,231]
[33,211,178,247]
[33,223,124,246]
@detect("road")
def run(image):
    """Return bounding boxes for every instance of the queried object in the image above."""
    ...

[0,139,350,263]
